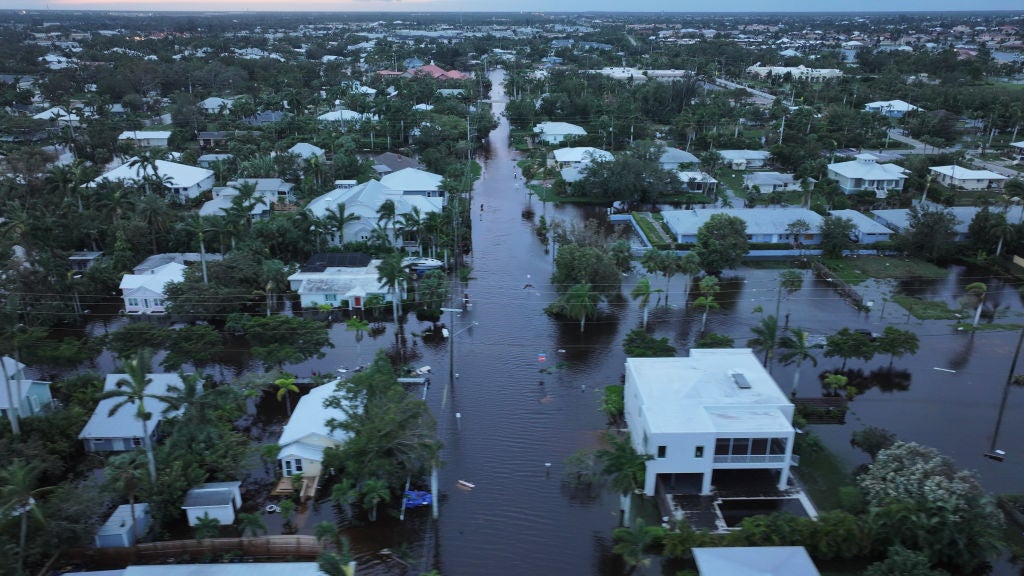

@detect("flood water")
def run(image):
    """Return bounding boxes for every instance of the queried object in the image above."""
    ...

[69,69,1024,574]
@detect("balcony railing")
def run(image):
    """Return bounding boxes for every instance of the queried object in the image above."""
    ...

[713,455,786,464]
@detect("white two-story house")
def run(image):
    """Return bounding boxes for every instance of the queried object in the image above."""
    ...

[827,154,908,196]
[624,349,796,496]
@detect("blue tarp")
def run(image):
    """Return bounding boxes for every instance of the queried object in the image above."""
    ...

[403,490,432,508]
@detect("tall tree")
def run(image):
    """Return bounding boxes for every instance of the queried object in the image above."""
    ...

[819,215,857,259]
[778,328,820,397]
[324,202,360,246]
[630,276,658,329]
[245,315,332,372]
[694,275,720,335]
[612,518,662,576]
[560,283,599,332]
[824,328,876,370]
[0,459,50,574]
[105,451,149,541]
[376,252,407,324]
[360,478,391,522]
[748,314,780,368]
[101,349,169,484]
[596,431,653,527]
[875,326,920,367]
[693,213,748,276]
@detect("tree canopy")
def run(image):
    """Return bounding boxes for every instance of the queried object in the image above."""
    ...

[693,213,748,276]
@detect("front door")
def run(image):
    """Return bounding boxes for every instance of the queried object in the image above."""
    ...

[353,296,362,308]
[283,459,293,476]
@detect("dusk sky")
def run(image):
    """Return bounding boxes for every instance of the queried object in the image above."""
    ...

[3,0,1022,13]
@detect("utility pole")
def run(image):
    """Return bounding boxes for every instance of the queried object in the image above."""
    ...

[778,115,786,145]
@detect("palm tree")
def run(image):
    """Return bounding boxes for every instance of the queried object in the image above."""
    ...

[346,317,370,366]
[127,149,167,196]
[330,478,359,518]
[421,211,444,258]
[106,451,149,540]
[678,252,701,308]
[376,199,396,235]
[630,277,658,329]
[563,283,599,332]
[274,374,300,416]
[966,282,987,328]
[748,315,780,369]
[396,206,424,253]
[360,478,391,522]
[237,512,267,537]
[778,328,820,397]
[101,349,170,484]
[193,512,221,540]
[612,518,661,575]
[314,520,339,547]
[324,202,360,246]
[596,432,652,527]
[377,252,407,324]
[134,193,172,254]
[0,459,50,574]
[693,276,720,335]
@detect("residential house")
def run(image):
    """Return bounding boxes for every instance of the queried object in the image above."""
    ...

[78,373,190,452]
[317,109,377,123]
[0,356,53,422]
[693,547,820,576]
[198,96,233,114]
[197,131,230,149]
[552,147,614,183]
[717,150,771,170]
[1010,141,1024,162]
[276,381,350,478]
[32,106,80,127]
[829,209,895,244]
[744,64,842,81]
[379,167,445,201]
[288,142,325,161]
[675,170,719,195]
[94,503,151,548]
[306,179,442,247]
[402,62,471,80]
[661,208,824,245]
[182,482,242,526]
[371,151,423,176]
[827,154,908,196]
[873,207,974,242]
[131,252,219,275]
[743,172,809,193]
[929,165,1007,190]
[197,153,233,168]
[659,147,699,170]
[117,131,171,149]
[242,110,288,126]
[69,250,103,272]
[88,158,215,201]
[287,254,400,310]
[624,349,796,496]
[533,121,587,145]
[863,99,922,117]
[118,262,185,315]
[199,178,295,219]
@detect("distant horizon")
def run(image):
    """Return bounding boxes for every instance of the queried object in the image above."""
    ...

[3,1,1023,15]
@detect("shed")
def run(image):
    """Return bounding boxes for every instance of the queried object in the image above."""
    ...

[181,481,242,526]
[95,503,150,548]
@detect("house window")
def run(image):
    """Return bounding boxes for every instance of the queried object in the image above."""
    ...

[324,294,337,302]
[770,438,788,455]
[657,446,666,459]
[751,438,768,455]
[694,446,704,458]
[731,438,750,456]
[127,298,139,307]
[132,437,142,447]
[715,438,730,455]
[294,459,303,473]
[152,298,163,307]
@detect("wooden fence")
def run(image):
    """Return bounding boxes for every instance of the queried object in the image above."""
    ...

[65,535,325,567]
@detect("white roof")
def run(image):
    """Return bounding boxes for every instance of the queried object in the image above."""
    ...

[744,171,798,187]
[62,563,327,576]
[118,131,171,141]
[307,180,442,223]
[379,167,443,192]
[662,207,824,236]
[289,259,388,299]
[864,99,921,112]
[533,121,587,136]
[627,349,793,435]
[674,170,717,184]
[694,546,820,576]
[199,96,232,108]
[717,149,771,161]
[317,109,376,122]
[929,165,1007,181]
[828,209,895,235]
[659,147,699,166]
[33,106,78,121]
[78,373,186,440]
[96,503,149,537]
[118,262,186,294]
[89,158,214,189]
[872,207,975,234]
[288,143,325,159]
[552,147,613,164]
[277,381,351,461]
[827,155,908,180]
[1011,141,1024,150]
[1,356,25,379]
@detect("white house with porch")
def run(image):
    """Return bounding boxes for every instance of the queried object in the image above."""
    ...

[661,207,824,245]
[533,121,587,145]
[1010,141,1024,162]
[827,154,908,195]
[79,373,191,452]
[624,349,795,496]
[88,158,215,201]
[306,179,442,247]
[277,382,350,480]
[717,150,771,170]
[863,99,922,118]
[379,167,446,201]
[287,254,401,310]
[118,262,186,315]
[117,131,171,149]
[929,165,1007,191]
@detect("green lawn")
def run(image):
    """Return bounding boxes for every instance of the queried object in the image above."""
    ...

[820,256,948,286]
[890,294,963,320]
[793,434,852,512]
[714,170,746,199]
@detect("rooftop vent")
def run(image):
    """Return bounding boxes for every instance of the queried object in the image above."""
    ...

[731,371,752,390]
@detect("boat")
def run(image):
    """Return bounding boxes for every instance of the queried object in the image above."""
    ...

[402,257,445,272]
[415,365,432,375]
[457,480,475,489]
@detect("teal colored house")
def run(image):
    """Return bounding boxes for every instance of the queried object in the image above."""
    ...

[0,356,53,424]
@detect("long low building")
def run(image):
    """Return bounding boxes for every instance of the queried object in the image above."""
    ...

[661,207,824,245]
[87,158,215,201]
